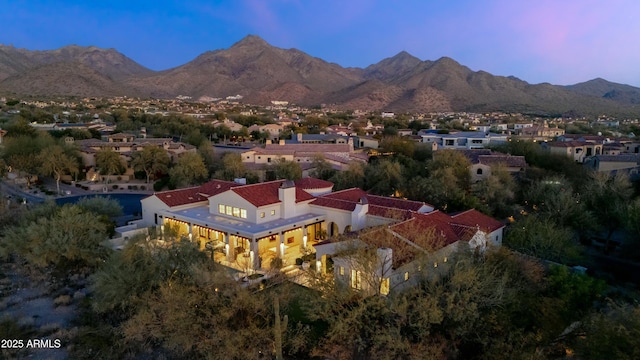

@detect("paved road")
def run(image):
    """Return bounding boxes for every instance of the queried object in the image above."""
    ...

[0,181,45,204]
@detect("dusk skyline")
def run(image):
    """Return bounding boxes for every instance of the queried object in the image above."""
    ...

[2,0,639,87]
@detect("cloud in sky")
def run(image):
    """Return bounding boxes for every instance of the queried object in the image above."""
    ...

[0,0,639,86]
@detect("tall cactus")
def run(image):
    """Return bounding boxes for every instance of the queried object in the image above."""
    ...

[274,296,288,360]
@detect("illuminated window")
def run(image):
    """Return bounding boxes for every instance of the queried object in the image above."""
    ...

[260,212,265,218]
[404,272,409,281]
[380,278,390,295]
[225,206,232,216]
[351,270,362,289]
[240,209,247,219]
[339,266,344,276]
[218,204,224,214]
[271,210,276,216]
[232,207,240,217]
[443,257,448,263]
[417,265,422,272]
[434,262,438,268]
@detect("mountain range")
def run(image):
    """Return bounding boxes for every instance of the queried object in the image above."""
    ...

[1,35,640,116]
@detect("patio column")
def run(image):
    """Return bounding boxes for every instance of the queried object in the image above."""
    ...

[278,232,285,258]
[302,227,308,249]
[224,232,235,262]
[250,239,260,269]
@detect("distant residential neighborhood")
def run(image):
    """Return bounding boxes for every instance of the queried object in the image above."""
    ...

[1,94,640,359]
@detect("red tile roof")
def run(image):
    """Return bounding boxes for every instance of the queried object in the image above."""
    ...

[321,188,432,213]
[231,180,315,207]
[294,178,334,190]
[367,205,413,220]
[154,179,235,207]
[153,179,317,208]
[451,209,505,233]
[310,197,357,211]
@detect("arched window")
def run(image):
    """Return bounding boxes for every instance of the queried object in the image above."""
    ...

[476,168,483,175]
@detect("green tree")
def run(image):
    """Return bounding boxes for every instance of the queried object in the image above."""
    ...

[75,196,123,219]
[95,148,125,184]
[38,145,79,194]
[504,214,583,264]
[2,133,54,187]
[309,154,336,180]
[130,146,170,183]
[329,162,366,190]
[572,302,640,360]
[0,204,111,272]
[197,140,219,176]
[365,159,404,196]
[269,158,302,180]
[169,152,208,187]
[472,164,516,218]
[583,172,633,241]
[214,152,247,180]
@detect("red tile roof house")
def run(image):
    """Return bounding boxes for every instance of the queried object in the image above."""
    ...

[315,209,505,296]
[138,177,503,287]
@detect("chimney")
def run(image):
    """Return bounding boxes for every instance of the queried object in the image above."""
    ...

[377,247,393,278]
[278,180,297,218]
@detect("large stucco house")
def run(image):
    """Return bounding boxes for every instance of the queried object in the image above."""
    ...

[138,177,504,291]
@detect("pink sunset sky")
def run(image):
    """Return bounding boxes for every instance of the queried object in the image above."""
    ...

[1,0,639,86]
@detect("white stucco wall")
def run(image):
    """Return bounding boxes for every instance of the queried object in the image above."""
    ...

[208,191,258,223]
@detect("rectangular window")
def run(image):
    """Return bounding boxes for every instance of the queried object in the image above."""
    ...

[271,210,276,216]
[380,278,390,295]
[225,206,232,216]
[240,209,247,219]
[404,272,409,281]
[339,266,344,276]
[351,269,362,289]
[232,207,240,217]
[218,204,224,214]
[260,212,265,218]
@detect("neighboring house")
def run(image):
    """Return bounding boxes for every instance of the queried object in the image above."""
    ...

[542,141,604,163]
[74,135,196,167]
[397,129,413,137]
[458,150,527,182]
[517,125,564,140]
[513,122,534,130]
[585,154,640,178]
[240,140,368,171]
[315,209,504,296]
[557,134,611,144]
[212,119,244,132]
[354,136,379,149]
[622,141,640,154]
[473,125,492,133]
[421,131,508,150]
[289,133,350,145]
[247,123,284,140]
[325,125,358,137]
[603,143,626,155]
